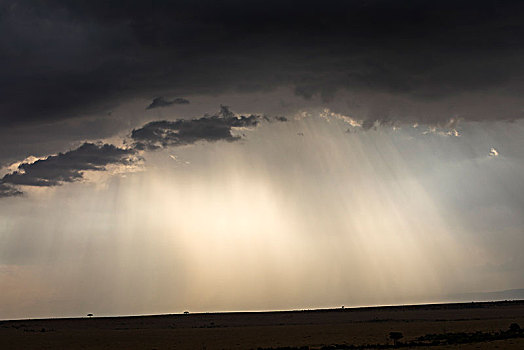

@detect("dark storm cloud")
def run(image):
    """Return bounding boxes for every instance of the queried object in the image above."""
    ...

[0,107,283,197]
[2,0,524,128]
[146,97,190,110]
[263,116,288,123]
[0,143,138,194]
[132,106,260,150]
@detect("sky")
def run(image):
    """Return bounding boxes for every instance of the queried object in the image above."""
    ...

[1,0,524,320]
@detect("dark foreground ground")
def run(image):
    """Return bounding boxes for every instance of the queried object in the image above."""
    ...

[1,301,524,349]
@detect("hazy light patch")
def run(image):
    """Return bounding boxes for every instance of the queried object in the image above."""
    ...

[0,264,58,318]
[1,117,523,319]
[113,118,467,310]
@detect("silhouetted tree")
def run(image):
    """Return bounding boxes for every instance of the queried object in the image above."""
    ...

[389,331,403,346]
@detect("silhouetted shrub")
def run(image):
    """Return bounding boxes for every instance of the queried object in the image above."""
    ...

[509,323,521,333]
[389,332,403,346]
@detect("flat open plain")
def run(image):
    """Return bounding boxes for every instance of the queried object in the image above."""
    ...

[1,301,523,349]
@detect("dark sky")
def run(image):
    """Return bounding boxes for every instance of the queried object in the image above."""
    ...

[2,0,524,127]
[2,0,524,194]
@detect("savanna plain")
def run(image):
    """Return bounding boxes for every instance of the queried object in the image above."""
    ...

[1,301,523,349]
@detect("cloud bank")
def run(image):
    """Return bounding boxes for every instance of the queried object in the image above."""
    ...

[0,143,138,196]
